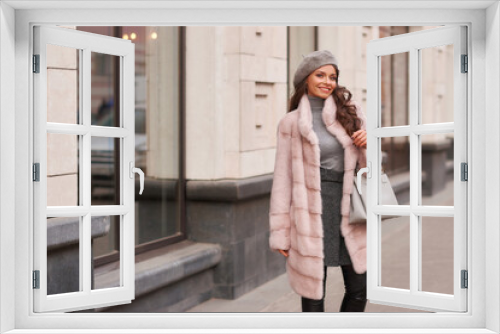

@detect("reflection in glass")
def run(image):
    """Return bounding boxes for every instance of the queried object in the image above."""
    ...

[134,26,181,245]
[421,134,454,206]
[421,217,454,294]
[47,133,80,206]
[47,217,81,295]
[381,215,410,290]
[380,52,409,127]
[92,215,121,290]
[91,137,120,206]
[420,45,454,124]
[77,26,183,250]
[47,44,80,124]
[91,52,119,127]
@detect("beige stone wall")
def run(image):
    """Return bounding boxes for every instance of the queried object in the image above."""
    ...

[185,26,287,180]
[184,25,454,180]
[46,31,79,206]
[46,26,455,187]
[317,26,380,115]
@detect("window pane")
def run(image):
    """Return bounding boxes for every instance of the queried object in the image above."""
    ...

[380,136,409,205]
[46,44,80,124]
[91,137,121,205]
[77,25,184,249]
[421,216,454,294]
[380,52,409,127]
[420,45,454,124]
[421,134,454,206]
[135,27,180,245]
[47,133,80,206]
[47,217,81,295]
[135,181,179,244]
[92,215,121,290]
[381,215,410,290]
[91,52,119,127]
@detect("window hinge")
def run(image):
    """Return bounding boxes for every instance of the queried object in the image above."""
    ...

[461,54,468,73]
[461,162,468,181]
[33,270,40,289]
[461,270,468,289]
[33,163,40,182]
[33,54,40,73]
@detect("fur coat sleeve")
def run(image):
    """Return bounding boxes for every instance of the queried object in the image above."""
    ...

[354,101,368,169]
[269,116,293,251]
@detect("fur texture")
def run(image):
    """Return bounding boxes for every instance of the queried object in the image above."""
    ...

[269,94,367,300]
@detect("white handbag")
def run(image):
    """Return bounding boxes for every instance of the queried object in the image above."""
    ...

[349,172,398,224]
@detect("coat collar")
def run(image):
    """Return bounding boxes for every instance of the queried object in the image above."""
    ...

[297,94,354,149]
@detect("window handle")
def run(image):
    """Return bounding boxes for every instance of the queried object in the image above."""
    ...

[356,162,371,194]
[129,162,144,195]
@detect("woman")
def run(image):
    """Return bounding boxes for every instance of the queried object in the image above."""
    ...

[269,50,368,312]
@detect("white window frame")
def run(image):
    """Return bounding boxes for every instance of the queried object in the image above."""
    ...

[366,26,468,312]
[1,1,498,333]
[33,25,136,313]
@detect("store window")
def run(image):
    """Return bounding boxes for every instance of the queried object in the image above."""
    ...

[74,26,185,267]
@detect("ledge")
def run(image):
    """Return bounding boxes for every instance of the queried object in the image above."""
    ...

[134,178,177,200]
[135,174,274,202]
[47,216,110,250]
[95,240,222,297]
[389,171,411,195]
[186,174,273,202]
[388,160,453,196]
[422,138,452,151]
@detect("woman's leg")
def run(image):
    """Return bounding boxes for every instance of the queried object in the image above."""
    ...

[339,264,367,312]
[302,266,327,312]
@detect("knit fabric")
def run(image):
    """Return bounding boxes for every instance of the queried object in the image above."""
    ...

[320,167,352,267]
[293,50,339,88]
[308,95,344,172]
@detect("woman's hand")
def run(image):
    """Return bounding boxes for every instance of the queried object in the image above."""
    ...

[352,130,367,148]
[279,249,289,257]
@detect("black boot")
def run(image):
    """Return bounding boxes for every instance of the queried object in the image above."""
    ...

[339,265,367,312]
[339,296,367,312]
[302,266,327,312]
[302,297,325,312]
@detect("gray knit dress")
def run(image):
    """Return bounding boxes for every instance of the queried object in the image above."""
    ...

[309,94,352,267]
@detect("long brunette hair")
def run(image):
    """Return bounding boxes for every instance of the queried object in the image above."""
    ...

[288,64,361,137]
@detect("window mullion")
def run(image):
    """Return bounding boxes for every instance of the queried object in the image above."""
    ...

[409,47,419,295]
[82,47,92,294]
[122,51,135,294]
[78,48,84,292]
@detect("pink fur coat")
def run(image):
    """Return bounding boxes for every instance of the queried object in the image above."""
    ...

[269,94,367,300]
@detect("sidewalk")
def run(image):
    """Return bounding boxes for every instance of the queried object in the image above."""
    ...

[188,180,453,313]
[188,266,426,313]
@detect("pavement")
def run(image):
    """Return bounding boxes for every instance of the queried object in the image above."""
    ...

[188,180,454,313]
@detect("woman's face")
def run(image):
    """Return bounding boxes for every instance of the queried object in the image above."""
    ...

[305,64,338,99]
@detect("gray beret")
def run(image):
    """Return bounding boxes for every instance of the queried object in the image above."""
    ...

[293,50,338,88]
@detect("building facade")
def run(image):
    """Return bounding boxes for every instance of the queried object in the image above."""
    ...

[45,25,454,312]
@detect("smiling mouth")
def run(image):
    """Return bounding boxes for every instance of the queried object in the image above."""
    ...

[319,88,331,92]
